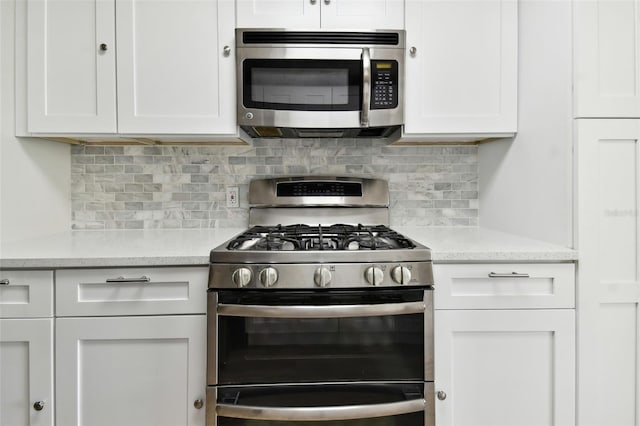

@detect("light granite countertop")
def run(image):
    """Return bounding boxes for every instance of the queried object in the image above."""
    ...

[0,227,577,269]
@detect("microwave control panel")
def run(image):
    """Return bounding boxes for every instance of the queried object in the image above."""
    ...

[371,60,399,110]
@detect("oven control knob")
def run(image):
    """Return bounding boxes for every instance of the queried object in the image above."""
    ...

[391,266,412,285]
[314,266,332,287]
[259,267,279,287]
[364,266,384,286]
[231,267,252,288]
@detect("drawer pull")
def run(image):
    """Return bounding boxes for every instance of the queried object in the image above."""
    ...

[105,276,151,283]
[0,279,9,285]
[488,272,530,278]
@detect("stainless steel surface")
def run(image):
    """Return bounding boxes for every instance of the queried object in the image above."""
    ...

[488,272,531,278]
[33,401,45,411]
[210,261,434,289]
[215,398,426,421]
[249,177,389,208]
[99,43,108,52]
[223,45,231,57]
[236,29,404,132]
[231,267,252,287]
[217,301,426,318]
[194,399,204,409]
[423,290,434,381]
[436,391,447,401]
[0,279,9,285]
[409,46,417,56]
[258,267,278,287]
[361,47,371,127]
[391,265,412,284]
[105,276,150,283]
[207,292,218,386]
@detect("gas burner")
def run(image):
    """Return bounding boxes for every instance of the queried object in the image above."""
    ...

[226,224,417,252]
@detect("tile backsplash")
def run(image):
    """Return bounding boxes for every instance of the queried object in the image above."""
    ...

[71,140,478,230]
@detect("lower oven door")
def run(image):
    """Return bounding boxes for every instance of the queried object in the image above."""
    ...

[208,288,433,385]
[207,382,434,426]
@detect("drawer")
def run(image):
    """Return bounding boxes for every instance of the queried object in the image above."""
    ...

[0,270,54,318]
[56,267,208,316]
[434,263,575,309]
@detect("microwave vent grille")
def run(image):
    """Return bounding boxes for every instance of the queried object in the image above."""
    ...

[242,31,400,46]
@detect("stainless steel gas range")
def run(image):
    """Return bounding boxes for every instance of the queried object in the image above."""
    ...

[206,177,434,426]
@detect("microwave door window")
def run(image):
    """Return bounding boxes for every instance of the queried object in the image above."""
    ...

[243,60,361,111]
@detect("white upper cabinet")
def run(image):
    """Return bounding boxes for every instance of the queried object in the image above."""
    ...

[236,0,404,29]
[116,0,236,134]
[24,0,236,136]
[26,0,117,133]
[574,0,640,117]
[403,0,517,139]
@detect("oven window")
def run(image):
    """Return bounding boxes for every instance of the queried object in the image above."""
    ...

[216,290,425,385]
[242,59,362,111]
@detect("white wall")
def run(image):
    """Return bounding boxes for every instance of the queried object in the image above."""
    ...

[0,0,70,244]
[479,0,573,247]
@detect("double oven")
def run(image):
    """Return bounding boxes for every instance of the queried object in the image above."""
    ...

[206,177,434,426]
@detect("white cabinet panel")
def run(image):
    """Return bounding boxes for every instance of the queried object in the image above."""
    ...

[56,316,206,426]
[435,310,575,426]
[236,0,320,28]
[0,270,53,318]
[56,267,208,316]
[574,0,640,117]
[236,0,402,29]
[116,0,236,134]
[577,119,640,425]
[26,0,117,133]
[404,0,517,136]
[434,263,575,309]
[0,319,54,426]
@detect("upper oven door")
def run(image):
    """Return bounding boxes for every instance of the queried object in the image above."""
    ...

[236,47,404,129]
[208,288,432,386]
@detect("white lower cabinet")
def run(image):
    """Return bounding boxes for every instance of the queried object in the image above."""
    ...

[55,315,206,426]
[434,309,575,426]
[433,263,576,426]
[0,318,54,426]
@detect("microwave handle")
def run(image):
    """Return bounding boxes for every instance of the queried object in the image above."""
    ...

[361,47,371,127]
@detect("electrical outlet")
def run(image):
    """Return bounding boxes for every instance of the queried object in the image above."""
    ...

[226,186,239,208]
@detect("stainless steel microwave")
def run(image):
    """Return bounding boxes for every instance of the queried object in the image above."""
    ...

[236,29,405,140]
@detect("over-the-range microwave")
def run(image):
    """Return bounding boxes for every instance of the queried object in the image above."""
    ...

[236,28,405,141]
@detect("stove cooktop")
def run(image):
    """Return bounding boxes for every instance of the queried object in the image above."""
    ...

[226,224,417,252]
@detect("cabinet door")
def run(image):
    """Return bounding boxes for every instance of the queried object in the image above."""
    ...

[435,310,575,426]
[56,316,206,426]
[116,0,236,134]
[0,270,53,318]
[0,319,53,426]
[320,0,404,29]
[404,0,517,135]
[26,0,117,133]
[577,120,640,426]
[574,0,640,117]
[236,0,321,28]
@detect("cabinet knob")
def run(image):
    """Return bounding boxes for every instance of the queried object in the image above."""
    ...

[409,46,417,57]
[194,399,204,409]
[0,279,9,285]
[436,391,447,401]
[99,43,108,52]
[33,401,45,411]
[310,0,317,4]
[223,46,231,57]
[324,0,330,4]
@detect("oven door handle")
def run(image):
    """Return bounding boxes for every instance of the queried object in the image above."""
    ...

[217,301,425,318]
[216,398,426,421]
